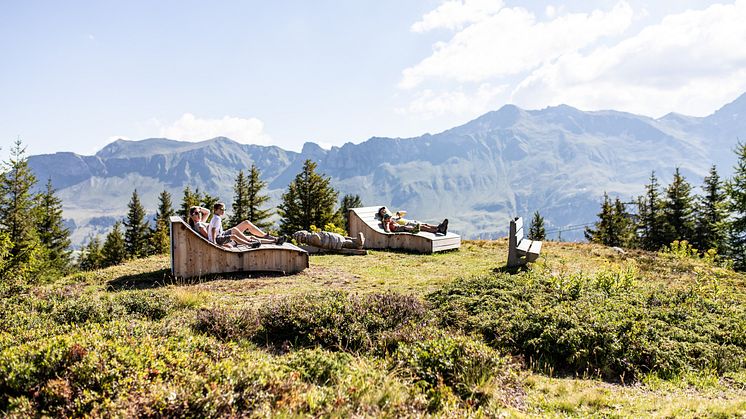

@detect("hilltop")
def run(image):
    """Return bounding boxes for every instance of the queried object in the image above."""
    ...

[29,92,746,246]
[1,241,744,416]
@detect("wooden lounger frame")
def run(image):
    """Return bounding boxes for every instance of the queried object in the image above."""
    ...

[169,216,308,279]
[348,206,461,253]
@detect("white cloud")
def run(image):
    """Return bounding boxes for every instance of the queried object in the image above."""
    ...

[159,113,272,145]
[400,2,634,89]
[511,0,746,116]
[396,83,508,118]
[411,0,504,32]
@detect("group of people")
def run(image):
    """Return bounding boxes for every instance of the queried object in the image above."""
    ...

[188,202,287,248]
[187,202,449,250]
[376,206,448,235]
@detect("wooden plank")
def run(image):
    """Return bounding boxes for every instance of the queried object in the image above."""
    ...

[517,239,532,254]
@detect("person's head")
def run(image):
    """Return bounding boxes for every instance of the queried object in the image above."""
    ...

[377,206,389,219]
[188,206,200,227]
[213,202,226,215]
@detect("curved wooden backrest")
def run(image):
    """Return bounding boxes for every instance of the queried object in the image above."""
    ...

[347,206,460,253]
[169,216,308,278]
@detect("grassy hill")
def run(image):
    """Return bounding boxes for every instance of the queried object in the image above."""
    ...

[1,240,745,417]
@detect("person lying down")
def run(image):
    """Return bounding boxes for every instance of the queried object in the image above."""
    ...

[376,206,448,235]
[292,230,365,250]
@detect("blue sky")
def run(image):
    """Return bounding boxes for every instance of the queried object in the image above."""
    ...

[2,0,745,156]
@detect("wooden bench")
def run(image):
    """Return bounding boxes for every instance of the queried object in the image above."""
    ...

[507,217,542,267]
[348,206,460,253]
[169,216,308,279]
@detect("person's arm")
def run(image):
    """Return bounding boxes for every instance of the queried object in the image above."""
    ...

[197,206,210,223]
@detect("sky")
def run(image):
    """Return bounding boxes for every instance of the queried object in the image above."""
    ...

[2,0,746,156]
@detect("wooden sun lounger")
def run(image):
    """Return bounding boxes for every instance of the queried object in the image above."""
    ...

[169,216,308,279]
[347,206,461,253]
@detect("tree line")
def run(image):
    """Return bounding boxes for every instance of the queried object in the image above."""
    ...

[585,141,746,271]
[0,140,72,286]
[78,159,363,270]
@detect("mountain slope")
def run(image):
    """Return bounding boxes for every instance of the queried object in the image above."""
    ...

[29,94,745,246]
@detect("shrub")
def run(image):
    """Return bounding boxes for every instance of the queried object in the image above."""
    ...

[284,348,352,385]
[51,293,120,324]
[192,307,260,341]
[255,291,429,352]
[393,333,522,411]
[114,291,176,320]
[428,269,746,381]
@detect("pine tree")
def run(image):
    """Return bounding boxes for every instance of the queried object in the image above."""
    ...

[662,168,695,245]
[150,190,174,255]
[339,194,363,234]
[637,171,666,250]
[612,197,634,247]
[585,193,616,245]
[693,165,729,254]
[528,211,546,240]
[245,165,273,229]
[727,141,746,270]
[35,178,72,275]
[79,235,104,271]
[102,221,127,267]
[123,189,149,258]
[230,170,250,226]
[278,160,339,235]
[178,186,201,220]
[0,140,43,280]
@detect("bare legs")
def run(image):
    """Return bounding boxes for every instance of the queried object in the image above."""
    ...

[231,220,277,244]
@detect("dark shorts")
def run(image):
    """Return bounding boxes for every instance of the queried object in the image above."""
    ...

[216,232,232,245]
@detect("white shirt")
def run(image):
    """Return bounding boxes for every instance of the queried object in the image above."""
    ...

[208,213,223,242]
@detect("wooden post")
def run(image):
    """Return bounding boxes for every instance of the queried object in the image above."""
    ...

[507,217,523,267]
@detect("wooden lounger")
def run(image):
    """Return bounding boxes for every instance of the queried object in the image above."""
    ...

[347,206,461,253]
[169,216,308,279]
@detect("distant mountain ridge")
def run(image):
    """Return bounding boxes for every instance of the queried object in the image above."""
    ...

[30,93,746,247]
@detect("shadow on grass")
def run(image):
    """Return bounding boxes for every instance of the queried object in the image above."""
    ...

[106,269,287,291]
[493,264,531,275]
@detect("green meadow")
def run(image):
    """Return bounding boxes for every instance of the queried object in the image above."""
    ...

[1,240,745,417]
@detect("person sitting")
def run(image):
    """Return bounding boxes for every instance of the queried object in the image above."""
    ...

[209,202,287,248]
[292,230,365,250]
[188,206,211,239]
[376,206,448,235]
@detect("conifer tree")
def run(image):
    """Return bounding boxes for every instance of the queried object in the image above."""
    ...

[637,171,666,250]
[230,170,250,226]
[102,221,127,267]
[278,160,339,235]
[0,140,42,279]
[693,165,729,254]
[245,165,273,229]
[612,197,634,247]
[150,190,174,255]
[727,141,746,270]
[585,193,616,245]
[528,210,546,240]
[35,178,72,275]
[123,189,149,258]
[178,186,201,220]
[339,194,363,234]
[79,235,104,271]
[662,168,695,245]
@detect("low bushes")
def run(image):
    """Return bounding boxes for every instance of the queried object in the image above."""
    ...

[193,291,430,353]
[392,333,523,411]
[427,267,746,380]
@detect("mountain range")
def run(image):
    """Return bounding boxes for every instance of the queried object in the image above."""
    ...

[29,92,746,247]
